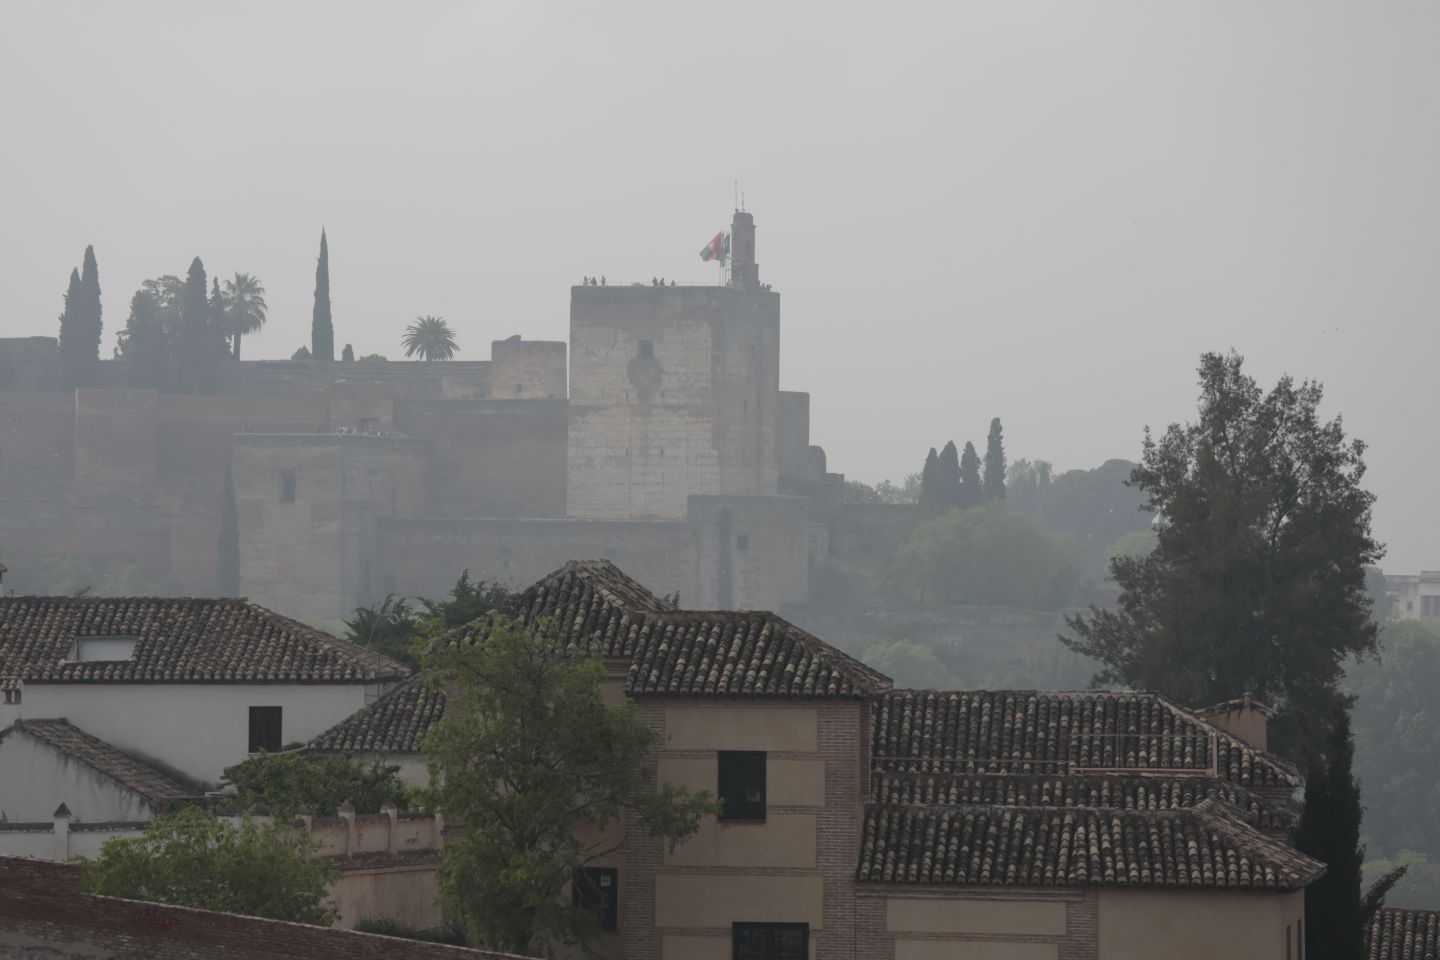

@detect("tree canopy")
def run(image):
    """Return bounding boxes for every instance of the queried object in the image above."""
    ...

[423,614,714,954]
[892,502,1083,610]
[222,272,268,360]
[982,417,1006,501]
[79,807,337,926]
[343,571,512,668]
[220,752,412,818]
[403,315,458,361]
[1063,352,1381,733]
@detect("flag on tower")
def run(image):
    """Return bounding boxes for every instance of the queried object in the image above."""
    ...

[700,231,728,264]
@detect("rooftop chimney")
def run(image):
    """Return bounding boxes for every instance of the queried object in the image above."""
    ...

[1196,694,1277,754]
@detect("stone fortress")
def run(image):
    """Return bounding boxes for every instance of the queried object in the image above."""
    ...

[0,211,870,622]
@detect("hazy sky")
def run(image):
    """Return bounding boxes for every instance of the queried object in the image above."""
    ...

[3,1,1436,569]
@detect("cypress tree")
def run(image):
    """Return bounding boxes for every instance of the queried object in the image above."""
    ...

[936,441,962,511]
[57,268,83,388]
[959,441,982,508]
[123,290,168,390]
[218,467,241,597]
[1295,700,1366,960]
[982,417,1006,502]
[341,343,354,362]
[312,229,334,362]
[77,245,102,385]
[919,448,940,513]
[177,258,209,393]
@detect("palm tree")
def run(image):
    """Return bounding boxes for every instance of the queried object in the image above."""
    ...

[402,315,458,361]
[222,273,267,360]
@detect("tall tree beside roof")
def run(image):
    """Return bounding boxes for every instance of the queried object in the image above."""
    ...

[982,417,1006,502]
[222,272,267,360]
[1295,699,1405,960]
[1062,352,1381,742]
[959,440,983,508]
[312,229,333,362]
[217,467,240,597]
[423,614,715,954]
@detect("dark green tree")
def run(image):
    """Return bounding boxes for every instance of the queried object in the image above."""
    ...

[220,752,411,818]
[1062,353,1382,737]
[76,245,103,385]
[177,258,211,392]
[56,267,83,388]
[419,569,512,630]
[935,441,962,511]
[218,467,240,597]
[1296,700,1404,960]
[341,343,354,362]
[959,440,983,508]
[79,808,338,925]
[312,230,334,362]
[120,290,169,389]
[423,614,714,954]
[343,594,421,668]
[402,315,458,361]
[918,447,940,513]
[982,417,1006,502]
[222,272,268,360]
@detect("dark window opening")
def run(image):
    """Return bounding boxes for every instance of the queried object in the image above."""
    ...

[514,383,525,394]
[279,471,296,503]
[248,706,282,753]
[358,417,378,433]
[736,533,749,551]
[718,751,766,821]
[733,922,807,960]
[573,867,618,931]
[637,339,654,359]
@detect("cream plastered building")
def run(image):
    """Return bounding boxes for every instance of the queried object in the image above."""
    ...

[321,560,1324,960]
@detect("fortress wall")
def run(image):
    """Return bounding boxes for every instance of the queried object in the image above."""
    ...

[0,337,59,392]
[394,398,567,519]
[377,517,695,605]
[226,360,493,400]
[567,287,779,522]
[688,494,809,611]
[490,338,567,400]
[74,390,158,484]
[0,392,73,482]
[156,393,328,478]
[777,391,814,482]
[235,434,429,621]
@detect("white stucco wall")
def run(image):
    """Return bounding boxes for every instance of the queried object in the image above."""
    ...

[0,732,156,822]
[16,682,389,786]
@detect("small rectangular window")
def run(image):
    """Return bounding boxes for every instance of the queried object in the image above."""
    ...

[573,867,618,932]
[718,751,766,821]
[637,339,654,359]
[733,922,807,960]
[280,470,297,503]
[248,706,282,753]
[736,533,749,551]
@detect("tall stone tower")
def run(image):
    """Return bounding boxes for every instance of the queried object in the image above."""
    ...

[566,211,781,521]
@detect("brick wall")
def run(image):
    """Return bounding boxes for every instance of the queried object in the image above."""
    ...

[0,855,529,959]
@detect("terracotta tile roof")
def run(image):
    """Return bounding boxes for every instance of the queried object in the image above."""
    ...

[1369,908,1440,960]
[870,690,1297,790]
[0,596,408,684]
[309,674,445,754]
[856,799,1323,890]
[871,772,1295,833]
[456,560,891,699]
[4,719,200,810]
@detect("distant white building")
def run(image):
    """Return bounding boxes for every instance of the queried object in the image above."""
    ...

[1387,572,1440,621]
[0,595,409,808]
